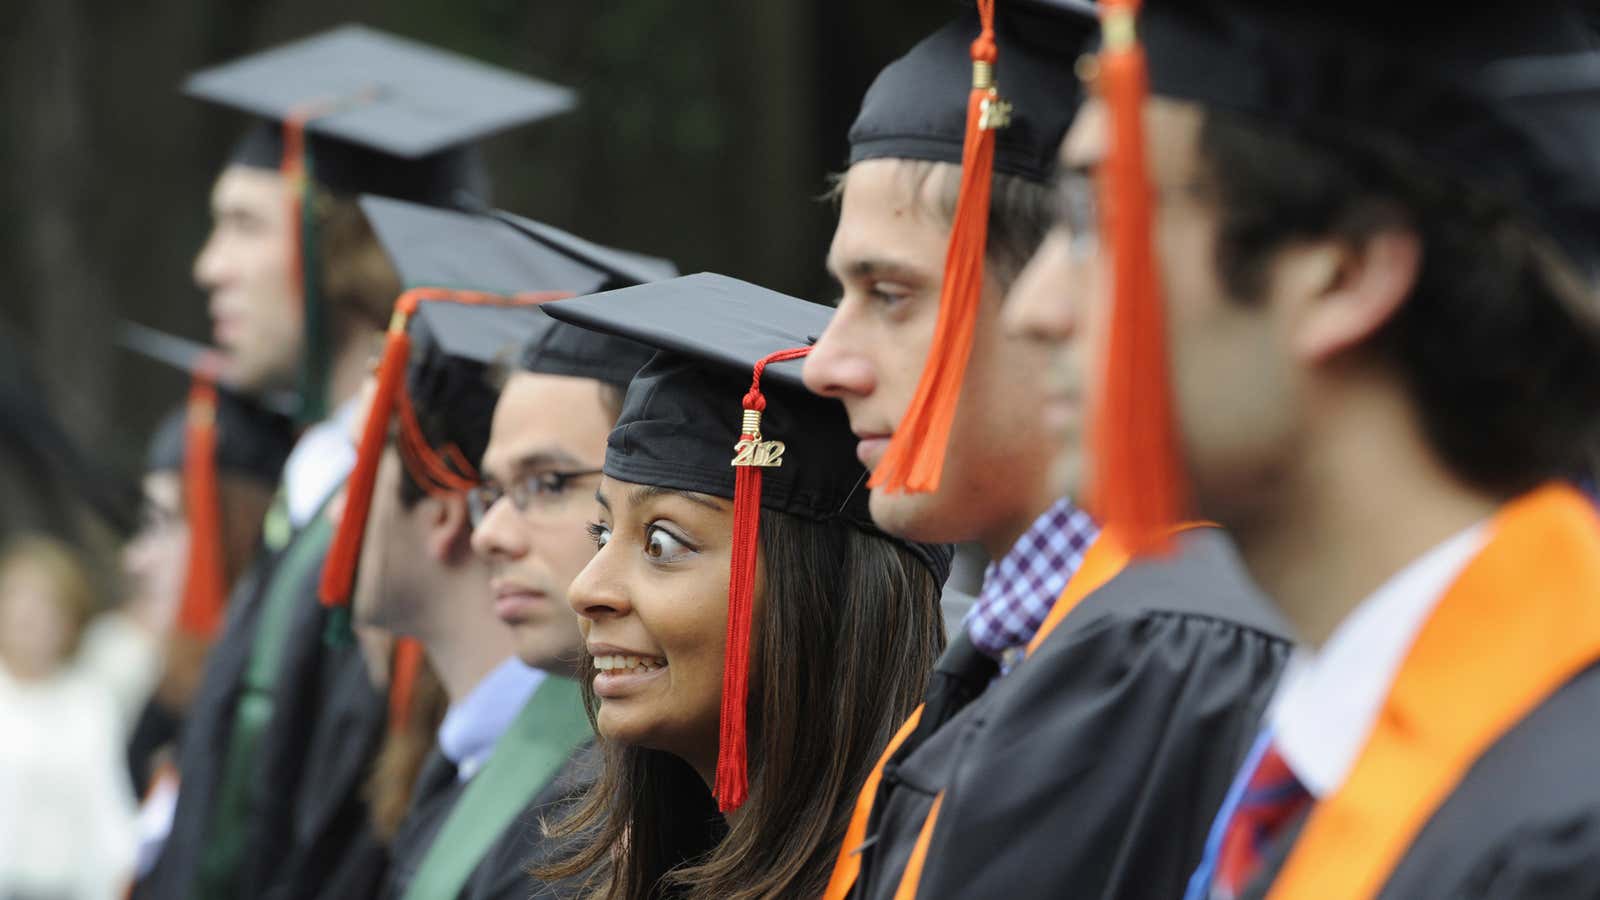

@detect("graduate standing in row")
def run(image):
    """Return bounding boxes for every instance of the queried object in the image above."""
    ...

[136,27,575,900]
[807,4,1290,897]
[1009,0,1600,896]
[532,275,954,899]
[331,195,670,898]
[123,389,292,835]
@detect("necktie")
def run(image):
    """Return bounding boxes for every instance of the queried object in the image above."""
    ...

[1212,739,1313,899]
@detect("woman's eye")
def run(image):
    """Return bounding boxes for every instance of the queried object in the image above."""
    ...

[643,525,692,562]
[584,522,611,549]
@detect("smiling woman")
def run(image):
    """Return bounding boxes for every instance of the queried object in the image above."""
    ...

[535,274,952,900]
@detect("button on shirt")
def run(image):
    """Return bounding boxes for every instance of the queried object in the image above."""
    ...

[437,658,546,782]
[1269,523,1488,798]
[966,498,1099,664]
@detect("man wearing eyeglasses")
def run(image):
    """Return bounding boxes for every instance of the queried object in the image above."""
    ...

[347,305,654,899]
[470,319,656,676]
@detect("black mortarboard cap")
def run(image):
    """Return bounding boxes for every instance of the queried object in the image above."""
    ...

[1135,0,1600,277]
[517,319,658,391]
[540,273,956,584]
[404,302,548,471]
[359,195,675,297]
[359,194,672,392]
[544,272,955,813]
[848,5,1098,182]
[492,211,681,289]
[185,24,577,205]
[146,389,295,486]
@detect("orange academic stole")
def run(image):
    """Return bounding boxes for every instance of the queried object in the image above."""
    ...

[1269,483,1600,899]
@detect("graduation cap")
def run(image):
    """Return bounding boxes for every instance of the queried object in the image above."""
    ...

[850,3,1097,181]
[121,323,296,638]
[318,196,674,620]
[185,24,576,204]
[846,1,1097,496]
[184,24,576,424]
[359,193,669,389]
[359,195,677,298]
[516,316,658,390]
[145,384,295,485]
[542,272,957,813]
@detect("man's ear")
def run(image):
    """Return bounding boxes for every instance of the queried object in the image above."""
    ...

[1287,227,1422,365]
[424,493,474,564]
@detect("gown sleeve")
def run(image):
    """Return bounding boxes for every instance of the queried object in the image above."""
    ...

[913,530,1293,900]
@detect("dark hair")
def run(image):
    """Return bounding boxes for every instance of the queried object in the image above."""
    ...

[1197,108,1600,496]
[827,161,1054,285]
[539,511,945,899]
[395,395,495,510]
[396,374,623,509]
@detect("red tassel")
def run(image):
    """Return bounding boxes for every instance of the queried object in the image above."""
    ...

[177,357,227,638]
[714,345,811,813]
[1086,0,1189,555]
[318,288,573,609]
[388,636,425,736]
[318,293,419,609]
[868,0,1005,495]
[281,114,310,325]
[397,382,478,497]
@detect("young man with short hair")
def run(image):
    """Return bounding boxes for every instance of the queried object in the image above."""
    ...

[137,29,572,900]
[805,8,1289,898]
[1008,2,1600,895]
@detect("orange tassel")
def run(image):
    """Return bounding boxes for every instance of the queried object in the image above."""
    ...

[397,383,478,497]
[387,636,425,736]
[715,346,811,813]
[177,357,227,638]
[318,293,419,609]
[869,0,1006,495]
[1086,0,1188,555]
[318,288,571,609]
[281,114,310,325]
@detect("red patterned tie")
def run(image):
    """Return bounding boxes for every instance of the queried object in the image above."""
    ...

[1213,740,1314,898]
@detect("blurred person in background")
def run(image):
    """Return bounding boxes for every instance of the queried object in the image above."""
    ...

[121,389,293,873]
[0,536,163,899]
[137,29,574,900]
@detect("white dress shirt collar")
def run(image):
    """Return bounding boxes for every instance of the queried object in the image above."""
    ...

[437,658,546,782]
[282,397,361,529]
[1269,522,1488,798]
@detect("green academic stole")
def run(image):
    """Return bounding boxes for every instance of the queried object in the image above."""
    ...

[403,675,593,900]
[195,500,335,898]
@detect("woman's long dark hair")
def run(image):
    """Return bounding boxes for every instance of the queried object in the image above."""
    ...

[539,507,945,899]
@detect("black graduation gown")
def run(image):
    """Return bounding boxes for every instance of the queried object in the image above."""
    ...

[849,528,1292,900]
[1243,662,1600,899]
[382,744,599,900]
[133,540,283,900]
[255,612,389,900]
[135,504,371,900]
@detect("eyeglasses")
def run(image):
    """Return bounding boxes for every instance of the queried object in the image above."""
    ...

[1055,170,1101,261]
[466,468,604,527]
[1052,169,1211,261]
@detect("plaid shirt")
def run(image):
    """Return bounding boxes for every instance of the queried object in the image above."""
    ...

[966,497,1099,663]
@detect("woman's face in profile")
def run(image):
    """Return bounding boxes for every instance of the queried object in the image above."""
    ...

[569,476,762,778]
